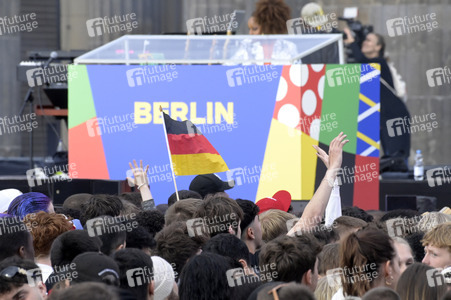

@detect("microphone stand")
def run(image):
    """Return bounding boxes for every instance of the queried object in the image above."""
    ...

[19,53,55,191]
[19,80,36,192]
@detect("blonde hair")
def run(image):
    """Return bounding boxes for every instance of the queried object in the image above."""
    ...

[314,276,340,300]
[422,222,451,254]
[259,209,295,242]
[418,212,451,233]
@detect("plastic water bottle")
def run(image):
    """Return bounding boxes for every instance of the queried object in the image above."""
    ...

[56,140,65,152]
[414,150,424,181]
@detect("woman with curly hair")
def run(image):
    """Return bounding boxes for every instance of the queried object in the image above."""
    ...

[233,0,297,64]
[23,212,74,282]
[248,0,291,35]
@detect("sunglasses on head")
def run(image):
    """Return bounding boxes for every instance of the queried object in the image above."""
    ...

[0,266,27,279]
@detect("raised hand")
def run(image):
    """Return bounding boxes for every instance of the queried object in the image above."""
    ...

[328,132,349,170]
[127,159,149,190]
[343,27,355,44]
[287,132,349,236]
[312,145,330,169]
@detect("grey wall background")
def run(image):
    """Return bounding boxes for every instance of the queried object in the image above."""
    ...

[0,0,449,167]
[0,0,59,157]
[0,0,21,156]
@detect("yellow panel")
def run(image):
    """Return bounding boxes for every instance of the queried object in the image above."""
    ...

[256,118,321,201]
[256,119,302,200]
[301,133,319,199]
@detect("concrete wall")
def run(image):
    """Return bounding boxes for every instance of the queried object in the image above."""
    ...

[60,0,182,50]
[0,1,21,156]
[0,0,59,157]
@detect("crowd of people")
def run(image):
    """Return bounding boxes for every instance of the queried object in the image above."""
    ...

[0,131,450,300]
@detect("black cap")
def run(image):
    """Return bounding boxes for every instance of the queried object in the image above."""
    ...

[72,252,120,286]
[189,174,234,198]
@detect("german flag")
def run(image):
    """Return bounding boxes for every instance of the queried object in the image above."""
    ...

[163,112,229,176]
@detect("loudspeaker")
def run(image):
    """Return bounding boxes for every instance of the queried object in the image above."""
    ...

[52,179,131,205]
[416,196,437,213]
[385,195,437,213]
[0,178,131,206]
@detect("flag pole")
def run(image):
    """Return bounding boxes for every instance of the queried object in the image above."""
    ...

[160,106,180,201]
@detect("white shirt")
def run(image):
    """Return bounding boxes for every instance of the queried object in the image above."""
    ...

[37,263,54,283]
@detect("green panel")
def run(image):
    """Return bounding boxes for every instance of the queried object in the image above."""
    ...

[319,64,360,154]
[68,65,96,129]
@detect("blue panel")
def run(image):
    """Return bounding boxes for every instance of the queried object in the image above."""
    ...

[86,65,282,204]
[357,64,380,157]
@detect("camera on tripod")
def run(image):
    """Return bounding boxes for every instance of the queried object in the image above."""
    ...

[339,7,373,45]
[338,7,374,62]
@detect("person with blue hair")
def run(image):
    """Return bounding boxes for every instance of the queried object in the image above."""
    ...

[7,192,54,218]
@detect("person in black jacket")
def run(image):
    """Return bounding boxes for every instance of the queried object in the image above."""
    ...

[344,27,411,170]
